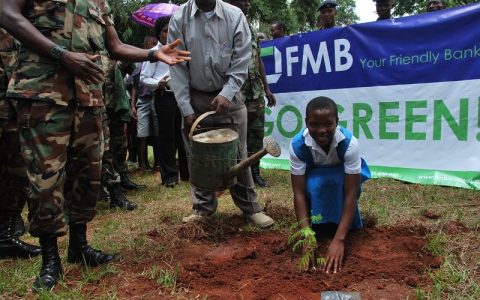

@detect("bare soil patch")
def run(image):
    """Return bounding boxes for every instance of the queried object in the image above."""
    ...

[94,218,443,300]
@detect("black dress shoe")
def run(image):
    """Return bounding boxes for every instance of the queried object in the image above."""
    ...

[0,215,41,259]
[33,237,62,293]
[67,224,114,267]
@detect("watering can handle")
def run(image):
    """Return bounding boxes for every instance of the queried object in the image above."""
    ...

[188,111,235,141]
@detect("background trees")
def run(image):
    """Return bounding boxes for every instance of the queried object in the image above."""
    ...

[109,0,476,45]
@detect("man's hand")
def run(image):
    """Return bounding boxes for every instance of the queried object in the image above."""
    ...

[324,239,344,274]
[265,89,276,107]
[158,75,169,89]
[210,95,230,114]
[61,52,104,85]
[156,39,191,66]
[184,114,197,129]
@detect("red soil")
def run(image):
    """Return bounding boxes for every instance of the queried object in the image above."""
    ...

[174,226,438,300]
[83,217,441,299]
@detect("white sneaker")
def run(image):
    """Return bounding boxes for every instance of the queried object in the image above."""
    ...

[182,213,207,223]
[244,212,275,228]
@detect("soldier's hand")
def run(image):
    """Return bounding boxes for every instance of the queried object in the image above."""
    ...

[211,95,230,114]
[265,89,276,107]
[61,52,104,84]
[156,39,191,66]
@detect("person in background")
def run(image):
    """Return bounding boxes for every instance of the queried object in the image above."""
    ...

[127,36,158,167]
[168,0,275,228]
[270,21,288,39]
[228,0,276,187]
[257,32,267,42]
[132,37,160,175]
[373,0,395,21]
[141,16,189,187]
[317,0,339,30]
[426,0,445,12]
[0,28,41,259]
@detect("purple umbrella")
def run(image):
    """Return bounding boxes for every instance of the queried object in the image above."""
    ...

[131,3,180,27]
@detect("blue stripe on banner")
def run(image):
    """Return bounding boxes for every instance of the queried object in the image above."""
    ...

[260,2,480,93]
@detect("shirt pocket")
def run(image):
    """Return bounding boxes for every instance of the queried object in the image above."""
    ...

[86,3,106,51]
[30,0,68,29]
[212,44,232,74]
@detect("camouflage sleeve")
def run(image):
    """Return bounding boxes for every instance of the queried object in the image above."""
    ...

[102,0,115,26]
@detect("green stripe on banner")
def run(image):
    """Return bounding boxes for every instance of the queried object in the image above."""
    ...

[260,158,480,190]
[260,46,274,57]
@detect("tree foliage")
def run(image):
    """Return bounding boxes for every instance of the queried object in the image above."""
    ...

[109,0,359,44]
[393,0,477,16]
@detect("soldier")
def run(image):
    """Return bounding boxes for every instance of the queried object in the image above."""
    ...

[228,0,276,187]
[317,0,339,30]
[0,0,189,292]
[0,28,41,259]
[100,56,138,210]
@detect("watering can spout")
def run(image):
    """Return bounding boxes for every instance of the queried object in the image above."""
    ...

[226,136,281,179]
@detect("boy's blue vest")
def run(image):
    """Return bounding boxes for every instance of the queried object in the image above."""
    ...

[291,127,371,228]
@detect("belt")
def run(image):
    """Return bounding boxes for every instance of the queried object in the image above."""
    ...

[190,88,222,97]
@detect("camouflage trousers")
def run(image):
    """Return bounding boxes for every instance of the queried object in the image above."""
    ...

[246,97,266,155]
[0,116,29,216]
[16,100,103,238]
[101,107,128,188]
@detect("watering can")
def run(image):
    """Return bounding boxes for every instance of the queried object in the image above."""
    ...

[189,111,281,191]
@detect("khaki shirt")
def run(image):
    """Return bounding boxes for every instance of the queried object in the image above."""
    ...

[168,0,252,117]
[7,0,114,107]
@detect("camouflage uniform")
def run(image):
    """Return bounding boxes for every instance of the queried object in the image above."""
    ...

[100,55,131,188]
[7,0,113,238]
[0,28,29,217]
[241,26,266,156]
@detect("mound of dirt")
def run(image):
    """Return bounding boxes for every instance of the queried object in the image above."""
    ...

[173,226,439,300]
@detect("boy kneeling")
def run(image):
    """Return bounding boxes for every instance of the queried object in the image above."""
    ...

[290,97,370,273]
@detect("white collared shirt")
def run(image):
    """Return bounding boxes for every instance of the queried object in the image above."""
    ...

[289,127,361,176]
[140,42,170,91]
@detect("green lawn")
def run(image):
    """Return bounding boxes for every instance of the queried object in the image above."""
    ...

[0,169,478,299]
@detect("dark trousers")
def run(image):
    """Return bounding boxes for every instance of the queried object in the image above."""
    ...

[154,90,188,184]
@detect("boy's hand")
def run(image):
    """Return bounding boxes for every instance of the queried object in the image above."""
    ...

[324,239,344,274]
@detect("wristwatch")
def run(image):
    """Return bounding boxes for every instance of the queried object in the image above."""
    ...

[148,49,158,63]
[49,45,67,60]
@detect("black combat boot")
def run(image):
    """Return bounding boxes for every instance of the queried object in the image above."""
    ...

[0,215,41,259]
[67,223,114,267]
[251,164,270,188]
[32,236,62,293]
[109,184,137,210]
[13,214,25,237]
[120,173,146,190]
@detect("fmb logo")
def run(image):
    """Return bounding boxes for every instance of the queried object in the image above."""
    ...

[261,39,354,85]
[261,46,282,84]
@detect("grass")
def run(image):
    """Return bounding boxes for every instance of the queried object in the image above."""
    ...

[0,167,479,299]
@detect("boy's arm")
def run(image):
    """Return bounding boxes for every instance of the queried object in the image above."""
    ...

[324,173,360,274]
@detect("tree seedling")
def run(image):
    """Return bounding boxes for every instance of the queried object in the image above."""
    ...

[288,215,326,272]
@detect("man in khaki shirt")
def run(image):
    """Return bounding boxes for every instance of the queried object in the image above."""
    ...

[168,0,274,228]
